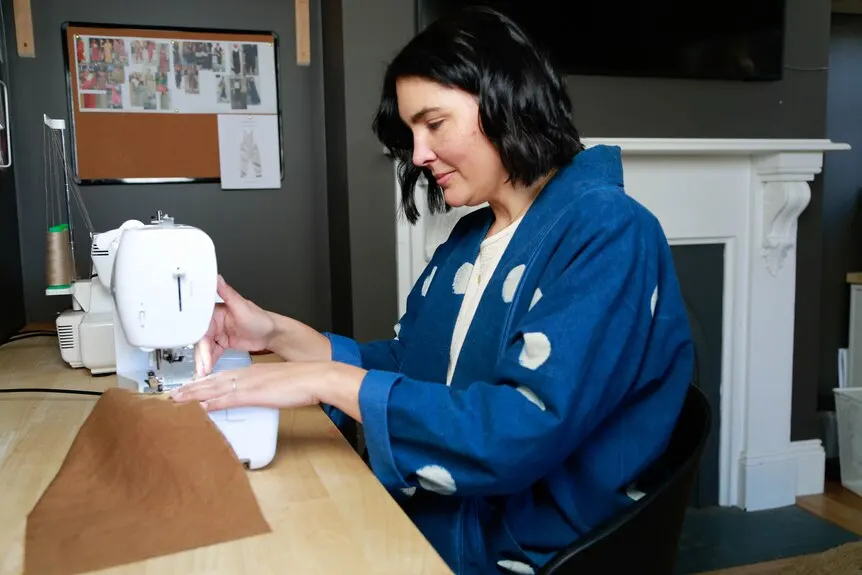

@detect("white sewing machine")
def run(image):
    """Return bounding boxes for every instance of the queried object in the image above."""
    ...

[104,211,279,470]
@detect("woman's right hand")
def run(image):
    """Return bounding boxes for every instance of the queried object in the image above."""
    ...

[194,275,276,378]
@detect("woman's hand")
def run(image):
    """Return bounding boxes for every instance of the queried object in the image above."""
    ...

[172,361,367,422]
[195,276,277,377]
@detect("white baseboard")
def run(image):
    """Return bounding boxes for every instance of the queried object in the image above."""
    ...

[737,439,825,511]
[792,439,826,496]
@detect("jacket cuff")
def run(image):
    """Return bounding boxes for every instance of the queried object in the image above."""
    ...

[359,369,409,490]
[324,332,362,367]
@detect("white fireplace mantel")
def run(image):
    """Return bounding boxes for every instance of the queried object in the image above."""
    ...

[392,137,850,512]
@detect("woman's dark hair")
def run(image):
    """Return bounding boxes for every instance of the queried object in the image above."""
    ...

[372,5,584,224]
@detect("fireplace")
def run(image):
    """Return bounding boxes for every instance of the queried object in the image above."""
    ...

[673,243,725,507]
[392,137,850,511]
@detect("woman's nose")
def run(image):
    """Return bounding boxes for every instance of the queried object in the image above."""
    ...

[412,140,436,167]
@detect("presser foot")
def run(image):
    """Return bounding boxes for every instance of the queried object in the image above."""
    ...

[142,347,195,393]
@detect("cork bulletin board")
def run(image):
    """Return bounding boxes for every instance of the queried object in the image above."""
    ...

[61,22,283,185]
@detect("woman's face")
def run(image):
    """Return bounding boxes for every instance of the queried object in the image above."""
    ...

[396,76,508,208]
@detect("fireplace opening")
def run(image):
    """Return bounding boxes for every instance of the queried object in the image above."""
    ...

[670,244,725,508]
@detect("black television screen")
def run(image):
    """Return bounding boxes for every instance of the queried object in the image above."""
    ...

[417,0,787,82]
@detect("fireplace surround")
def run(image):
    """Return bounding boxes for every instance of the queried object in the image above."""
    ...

[392,138,850,511]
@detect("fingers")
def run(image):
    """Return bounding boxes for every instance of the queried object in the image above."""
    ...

[172,369,239,410]
[194,337,212,378]
[216,274,243,305]
[195,334,227,378]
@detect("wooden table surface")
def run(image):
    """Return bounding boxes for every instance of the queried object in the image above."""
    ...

[0,336,452,574]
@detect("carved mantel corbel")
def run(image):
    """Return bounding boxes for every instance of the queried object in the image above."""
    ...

[754,152,825,277]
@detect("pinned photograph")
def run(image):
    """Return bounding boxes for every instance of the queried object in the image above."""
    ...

[157,43,171,74]
[199,42,214,71]
[182,65,199,95]
[75,36,86,64]
[212,43,226,72]
[242,44,258,75]
[157,70,171,110]
[230,75,247,110]
[87,37,128,66]
[180,41,197,66]
[246,76,261,106]
[216,75,229,104]
[131,39,157,64]
[76,36,127,112]
[129,70,156,109]
[107,63,124,85]
[230,44,242,75]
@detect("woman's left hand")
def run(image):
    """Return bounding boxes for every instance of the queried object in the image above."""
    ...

[170,361,366,421]
[171,362,324,411]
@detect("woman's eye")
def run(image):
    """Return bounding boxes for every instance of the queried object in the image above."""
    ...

[428,120,443,131]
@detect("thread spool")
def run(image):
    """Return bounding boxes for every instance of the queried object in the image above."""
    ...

[45,224,74,290]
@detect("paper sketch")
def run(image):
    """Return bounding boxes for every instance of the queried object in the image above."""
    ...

[239,128,262,178]
[217,114,280,190]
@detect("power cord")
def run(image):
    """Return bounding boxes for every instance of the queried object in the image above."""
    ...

[6,330,57,340]
[1,331,58,348]
[0,388,102,396]
[0,331,101,396]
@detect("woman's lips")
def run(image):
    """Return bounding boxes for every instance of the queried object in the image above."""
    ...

[435,171,455,186]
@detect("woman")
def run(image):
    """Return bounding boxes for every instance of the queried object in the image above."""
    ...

[173,7,694,574]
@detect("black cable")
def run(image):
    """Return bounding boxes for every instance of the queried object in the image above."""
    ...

[1,332,57,348]
[8,331,56,340]
[0,388,102,396]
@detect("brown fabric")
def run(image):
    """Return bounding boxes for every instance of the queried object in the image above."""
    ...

[25,388,271,575]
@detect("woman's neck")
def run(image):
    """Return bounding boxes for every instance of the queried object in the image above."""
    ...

[486,170,556,236]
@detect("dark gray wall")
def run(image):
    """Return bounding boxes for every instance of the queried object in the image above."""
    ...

[6,0,332,333]
[0,142,25,343]
[0,2,25,343]
[818,14,862,413]
[321,0,415,343]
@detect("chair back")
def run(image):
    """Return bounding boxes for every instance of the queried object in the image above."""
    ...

[539,384,712,574]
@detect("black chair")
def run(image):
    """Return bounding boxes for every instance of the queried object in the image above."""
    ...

[539,384,712,574]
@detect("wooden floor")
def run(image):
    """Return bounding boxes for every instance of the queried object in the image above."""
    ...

[698,481,862,574]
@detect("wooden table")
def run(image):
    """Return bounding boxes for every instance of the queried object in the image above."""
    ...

[0,336,452,574]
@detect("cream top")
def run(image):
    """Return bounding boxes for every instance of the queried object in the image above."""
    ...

[446,215,524,386]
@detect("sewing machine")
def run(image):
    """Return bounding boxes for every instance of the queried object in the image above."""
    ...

[107,211,279,470]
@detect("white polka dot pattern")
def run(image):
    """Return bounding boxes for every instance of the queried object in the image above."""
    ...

[651,285,658,317]
[529,288,543,310]
[453,262,473,295]
[416,464,457,495]
[421,266,437,297]
[516,386,546,411]
[518,332,551,370]
[497,560,535,574]
[502,264,526,303]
